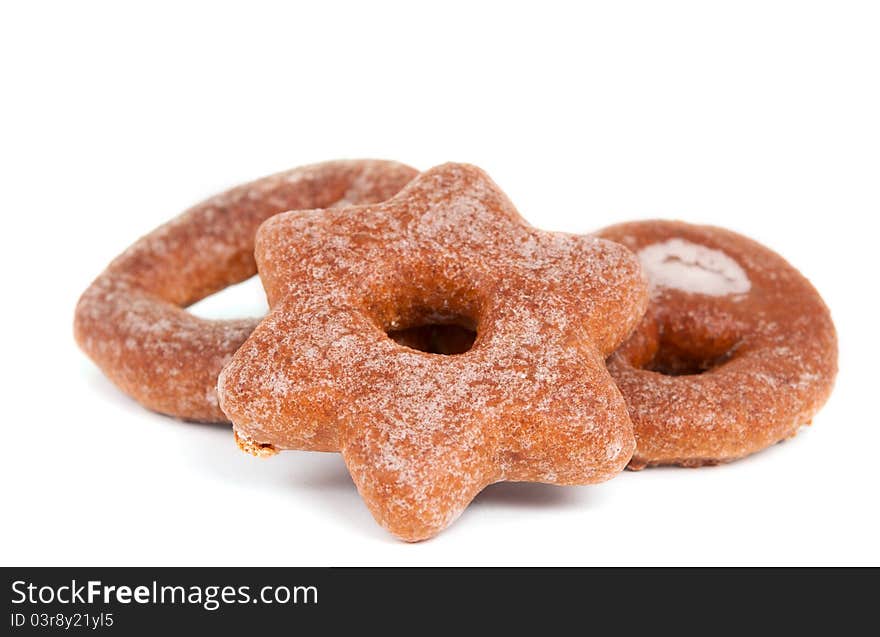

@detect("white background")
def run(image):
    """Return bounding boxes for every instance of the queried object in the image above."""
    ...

[2,1,878,566]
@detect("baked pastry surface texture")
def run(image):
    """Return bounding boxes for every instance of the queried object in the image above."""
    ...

[218,163,648,541]
[599,220,837,469]
[74,160,418,422]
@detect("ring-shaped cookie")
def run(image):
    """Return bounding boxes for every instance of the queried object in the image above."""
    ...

[75,160,417,422]
[598,220,837,468]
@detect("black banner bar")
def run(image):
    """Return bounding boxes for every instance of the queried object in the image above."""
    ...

[3,567,875,634]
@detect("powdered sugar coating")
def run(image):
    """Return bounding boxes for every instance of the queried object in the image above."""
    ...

[638,238,751,297]
[74,160,418,422]
[218,163,648,541]
[600,220,838,468]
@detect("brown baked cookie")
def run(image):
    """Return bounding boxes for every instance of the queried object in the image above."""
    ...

[598,220,837,469]
[75,160,418,422]
[218,163,648,541]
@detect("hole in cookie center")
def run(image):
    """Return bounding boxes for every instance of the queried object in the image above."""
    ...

[645,335,737,376]
[370,275,481,356]
[387,319,477,355]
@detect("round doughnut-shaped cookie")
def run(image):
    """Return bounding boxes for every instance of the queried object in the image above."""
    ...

[74,160,418,422]
[598,220,837,469]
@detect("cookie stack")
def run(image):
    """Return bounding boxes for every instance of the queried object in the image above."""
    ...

[74,160,837,541]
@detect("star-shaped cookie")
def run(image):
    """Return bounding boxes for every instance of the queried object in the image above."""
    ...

[218,163,648,541]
